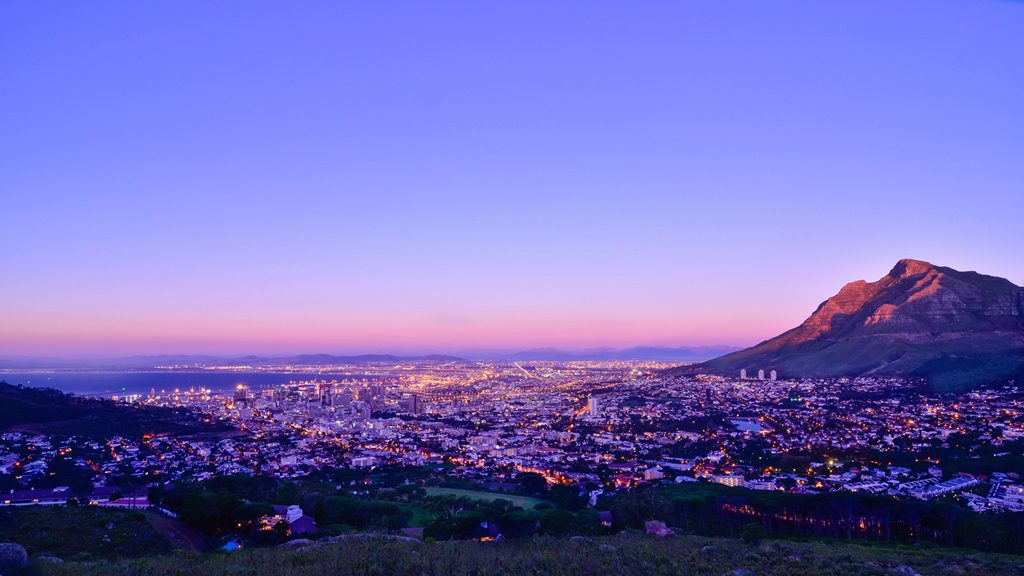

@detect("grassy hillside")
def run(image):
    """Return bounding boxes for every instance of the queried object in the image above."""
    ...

[33,533,1023,576]
[0,506,174,561]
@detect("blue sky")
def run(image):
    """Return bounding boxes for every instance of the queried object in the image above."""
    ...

[2,1,1022,356]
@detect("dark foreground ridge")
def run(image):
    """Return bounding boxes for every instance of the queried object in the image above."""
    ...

[676,259,1024,390]
[0,381,227,437]
[18,533,1024,576]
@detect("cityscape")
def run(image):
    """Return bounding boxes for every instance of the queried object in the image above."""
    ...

[3,361,1022,520]
[2,1,1023,575]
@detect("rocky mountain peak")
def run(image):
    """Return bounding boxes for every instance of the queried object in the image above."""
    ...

[684,259,1024,390]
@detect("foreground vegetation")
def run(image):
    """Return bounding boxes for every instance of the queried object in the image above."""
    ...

[32,533,1024,576]
[147,472,1024,555]
[0,506,173,561]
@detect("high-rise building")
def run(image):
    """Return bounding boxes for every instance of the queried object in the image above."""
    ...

[353,401,371,419]
[399,393,420,415]
[740,369,747,380]
[233,384,249,407]
[588,396,600,419]
[757,369,765,380]
[319,384,332,407]
[357,387,373,403]
[336,390,353,408]
[769,370,777,381]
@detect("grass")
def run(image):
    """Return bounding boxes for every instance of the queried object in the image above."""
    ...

[32,533,1024,576]
[423,487,550,509]
[404,504,434,527]
[0,505,174,561]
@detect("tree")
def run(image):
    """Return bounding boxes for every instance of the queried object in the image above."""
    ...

[741,522,766,544]
[518,472,548,495]
[539,509,575,536]
[275,481,302,505]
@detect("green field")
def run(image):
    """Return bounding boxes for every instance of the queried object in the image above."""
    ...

[423,487,549,509]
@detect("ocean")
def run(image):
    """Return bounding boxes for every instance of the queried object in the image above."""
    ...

[0,371,355,397]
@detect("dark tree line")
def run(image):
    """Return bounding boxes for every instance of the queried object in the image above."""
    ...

[600,483,1024,554]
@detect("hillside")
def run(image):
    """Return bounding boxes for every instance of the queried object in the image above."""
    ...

[679,259,1024,390]
[30,533,1024,576]
[0,381,227,437]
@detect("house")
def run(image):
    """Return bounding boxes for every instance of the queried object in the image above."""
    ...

[267,504,318,535]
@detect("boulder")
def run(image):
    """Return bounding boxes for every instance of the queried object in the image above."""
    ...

[644,520,675,537]
[0,542,28,572]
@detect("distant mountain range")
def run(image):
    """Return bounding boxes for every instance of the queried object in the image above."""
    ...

[0,347,738,370]
[497,346,741,362]
[678,259,1024,390]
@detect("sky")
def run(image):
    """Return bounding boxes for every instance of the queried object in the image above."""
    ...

[2,1,1023,358]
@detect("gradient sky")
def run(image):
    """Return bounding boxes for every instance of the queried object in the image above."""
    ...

[2,1,1023,357]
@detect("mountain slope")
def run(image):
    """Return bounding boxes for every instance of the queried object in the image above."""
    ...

[0,381,228,437]
[686,259,1024,390]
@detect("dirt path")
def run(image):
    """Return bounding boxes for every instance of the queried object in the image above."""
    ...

[144,511,208,552]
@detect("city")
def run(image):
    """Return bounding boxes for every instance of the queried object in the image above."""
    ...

[4,361,1021,517]
[2,0,1022,574]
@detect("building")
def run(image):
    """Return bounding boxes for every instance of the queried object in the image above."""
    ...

[757,369,765,380]
[233,384,249,407]
[644,467,665,481]
[740,369,747,380]
[399,393,420,415]
[712,475,745,488]
[588,396,601,419]
[769,370,777,381]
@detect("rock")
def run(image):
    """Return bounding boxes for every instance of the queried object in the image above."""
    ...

[569,536,596,545]
[675,259,1024,390]
[0,543,28,572]
[892,566,920,576]
[598,544,616,553]
[279,539,314,548]
[644,520,675,537]
[700,545,719,553]
[726,570,756,576]
[35,555,64,564]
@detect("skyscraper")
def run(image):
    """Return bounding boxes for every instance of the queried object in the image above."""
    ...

[399,393,419,415]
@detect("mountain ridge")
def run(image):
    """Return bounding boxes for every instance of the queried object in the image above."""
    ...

[680,259,1024,390]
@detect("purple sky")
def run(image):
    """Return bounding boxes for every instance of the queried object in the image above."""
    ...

[2,1,1022,357]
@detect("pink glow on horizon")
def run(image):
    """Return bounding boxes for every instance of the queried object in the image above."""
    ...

[0,307,790,357]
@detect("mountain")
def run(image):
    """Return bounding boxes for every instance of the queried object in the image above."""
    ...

[504,346,741,362]
[0,381,228,437]
[0,354,464,370]
[216,354,464,366]
[680,259,1024,390]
